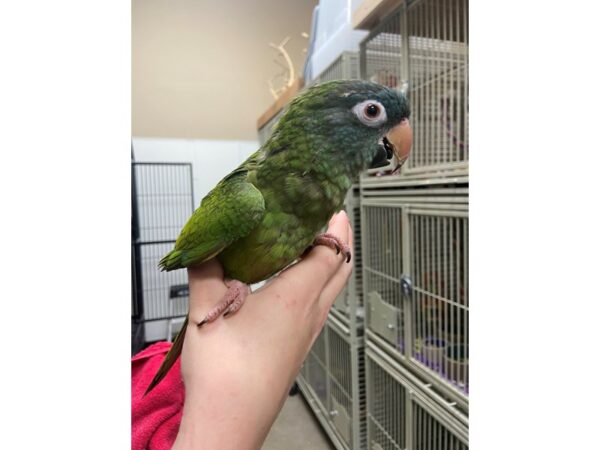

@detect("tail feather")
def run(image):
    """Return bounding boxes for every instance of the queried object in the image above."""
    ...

[158,249,183,271]
[144,316,188,395]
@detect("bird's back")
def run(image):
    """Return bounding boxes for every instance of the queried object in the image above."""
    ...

[217,143,352,283]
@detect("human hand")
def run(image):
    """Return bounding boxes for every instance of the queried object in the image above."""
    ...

[172,211,353,450]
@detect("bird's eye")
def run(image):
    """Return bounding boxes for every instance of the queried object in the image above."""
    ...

[365,104,380,118]
[352,100,387,127]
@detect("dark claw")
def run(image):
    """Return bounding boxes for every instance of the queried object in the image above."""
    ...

[346,252,352,263]
[335,245,340,255]
[301,245,313,258]
[197,318,207,328]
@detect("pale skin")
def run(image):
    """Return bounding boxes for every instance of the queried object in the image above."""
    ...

[172,211,354,450]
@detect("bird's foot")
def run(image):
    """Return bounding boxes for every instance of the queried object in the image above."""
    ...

[197,279,250,327]
[313,233,352,263]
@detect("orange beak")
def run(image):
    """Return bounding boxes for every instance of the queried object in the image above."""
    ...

[385,118,413,172]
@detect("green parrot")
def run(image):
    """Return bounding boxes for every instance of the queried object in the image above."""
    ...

[145,80,412,394]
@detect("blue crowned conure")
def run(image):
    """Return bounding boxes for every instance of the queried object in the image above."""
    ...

[145,80,412,394]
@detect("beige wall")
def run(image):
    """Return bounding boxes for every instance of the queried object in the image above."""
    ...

[133,0,318,141]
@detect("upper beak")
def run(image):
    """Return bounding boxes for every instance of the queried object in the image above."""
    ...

[386,118,413,172]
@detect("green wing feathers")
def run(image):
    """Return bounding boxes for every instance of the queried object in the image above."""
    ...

[158,244,226,271]
[159,171,266,271]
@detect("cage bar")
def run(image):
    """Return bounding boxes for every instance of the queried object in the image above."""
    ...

[407,0,468,171]
[313,51,360,84]
[306,325,329,410]
[298,315,367,450]
[257,108,285,146]
[362,203,405,352]
[332,186,364,324]
[360,0,469,178]
[366,345,468,450]
[361,188,468,406]
[367,351,407,449]
[409,211,469,395]
[132,162,194,322]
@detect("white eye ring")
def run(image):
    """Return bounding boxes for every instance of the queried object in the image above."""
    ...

[352,100,387,127]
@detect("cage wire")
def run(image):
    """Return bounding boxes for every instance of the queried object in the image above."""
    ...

[313,51,360,84]
[132,162,194,323]
[353,199,364,314]
[329,326,354,445]
[408,0,468,170]
[367,349,468,450]
[367,352,407,450]
[363,205,406,351]
[361,191,469,402]
[306,325,329,409]
[332,186,364,322]
[410,211,469,394]
[361,18,404,90]
[361,0,469,174]
[357,340,367,450]
[412,402,467,450]
[257,108,285,146]
[298,316,367,450]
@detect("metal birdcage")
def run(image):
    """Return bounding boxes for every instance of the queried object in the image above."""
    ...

[361,184,468,407]
[366,344,468,450]
[360,0,469,179]
[303,325,329,409]
[298,316,367,450]
[132,162,194,326]
[257,108,285,146]
[313,51,361,84]
[332,186,364,325]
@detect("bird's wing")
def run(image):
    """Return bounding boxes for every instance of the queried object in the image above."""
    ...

[158,169,265,270]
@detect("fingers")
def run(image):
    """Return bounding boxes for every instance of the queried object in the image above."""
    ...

[186,259,228,322]
[268,211,351,308]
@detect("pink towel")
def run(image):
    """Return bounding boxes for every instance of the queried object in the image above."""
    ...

[132,342,184,450]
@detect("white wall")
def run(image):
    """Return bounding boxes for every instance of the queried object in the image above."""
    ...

[132,137,259,342]
[132,137,258,206]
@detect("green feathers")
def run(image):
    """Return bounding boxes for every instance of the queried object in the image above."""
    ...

[159,80,410,283]
[158,171,265,272]
[147,80,411,396]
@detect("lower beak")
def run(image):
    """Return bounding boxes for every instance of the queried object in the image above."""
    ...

[386,118,413,172]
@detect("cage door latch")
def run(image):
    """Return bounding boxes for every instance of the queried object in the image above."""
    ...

[400,275,413,298]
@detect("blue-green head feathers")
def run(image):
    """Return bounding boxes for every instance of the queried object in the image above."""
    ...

[267,80,411,172]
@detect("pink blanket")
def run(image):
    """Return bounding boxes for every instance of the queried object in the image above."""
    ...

[132,342,183,450]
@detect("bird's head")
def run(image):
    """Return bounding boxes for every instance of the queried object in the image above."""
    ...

[271,80,412,173]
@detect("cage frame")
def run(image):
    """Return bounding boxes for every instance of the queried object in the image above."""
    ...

[297,314,367,450]
[331,185,365,329]
[360,184,468,411]
[312,50,361,85]
[366,340,468,450]
[359,0,469,181]
[131,161,195,325]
